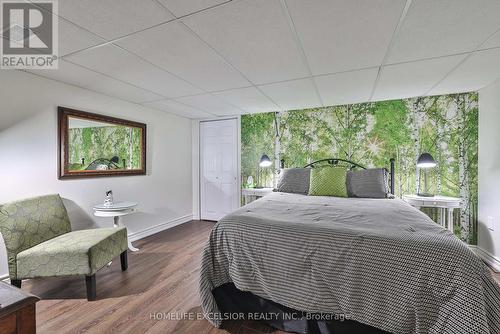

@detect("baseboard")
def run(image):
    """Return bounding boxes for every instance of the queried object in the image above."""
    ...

[469,245,500,272]
[127,214,193,242]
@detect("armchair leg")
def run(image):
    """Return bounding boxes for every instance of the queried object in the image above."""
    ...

[85,274,96,301]
[11,279,21,288]
[120,250,128,271]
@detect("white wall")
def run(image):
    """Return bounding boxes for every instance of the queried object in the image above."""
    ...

[478,77,500,271]
[0,71,193,278]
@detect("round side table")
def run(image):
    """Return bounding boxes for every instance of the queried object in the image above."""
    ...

[93,202,139,252]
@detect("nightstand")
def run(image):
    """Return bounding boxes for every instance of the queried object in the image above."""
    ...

[242,188,274,205]
[403,194,461,232]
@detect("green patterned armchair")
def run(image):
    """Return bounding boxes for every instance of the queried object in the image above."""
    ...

[0,194,128,301]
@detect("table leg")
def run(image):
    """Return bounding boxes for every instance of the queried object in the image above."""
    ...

[114,216,139,252]
[447,209,454,233]
[440,208,445,227]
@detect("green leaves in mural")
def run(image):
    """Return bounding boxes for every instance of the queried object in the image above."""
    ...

[241,113,276,187]
[241,92,478,244]
[68,126,142,170]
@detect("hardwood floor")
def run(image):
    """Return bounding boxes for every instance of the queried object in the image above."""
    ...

[21,220,281,334]
[19,220,500,334]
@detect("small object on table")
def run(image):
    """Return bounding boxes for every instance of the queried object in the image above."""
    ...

[93,201,139,251]
[246,175,254,188]
[402,194,461,233]
[242,187,274,205]
[104,190,114,207]
[0,281,39,334]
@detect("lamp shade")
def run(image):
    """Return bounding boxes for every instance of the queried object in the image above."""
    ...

[259,154,272,167]
[416,153,436,168]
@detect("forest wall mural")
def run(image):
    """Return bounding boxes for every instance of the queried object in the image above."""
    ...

[68,126,142,170]
[241,92,478,244]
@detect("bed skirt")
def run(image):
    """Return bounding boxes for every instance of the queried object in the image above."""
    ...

[213,283,388,334]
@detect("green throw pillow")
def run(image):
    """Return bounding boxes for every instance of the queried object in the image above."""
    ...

[308,166,348,197]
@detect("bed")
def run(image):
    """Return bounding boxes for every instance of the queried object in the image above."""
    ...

[199,159,500,334]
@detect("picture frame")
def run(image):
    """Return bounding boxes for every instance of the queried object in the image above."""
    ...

[58,106,147,179]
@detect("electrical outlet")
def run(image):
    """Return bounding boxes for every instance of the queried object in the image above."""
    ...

[487,216,495,231]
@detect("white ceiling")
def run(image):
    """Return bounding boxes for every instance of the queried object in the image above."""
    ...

[21,0,500,119]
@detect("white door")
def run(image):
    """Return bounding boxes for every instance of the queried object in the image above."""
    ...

[200,119,238,221]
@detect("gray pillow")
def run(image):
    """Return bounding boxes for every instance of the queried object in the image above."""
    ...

[347,168,389,198]
[275,168,311,194]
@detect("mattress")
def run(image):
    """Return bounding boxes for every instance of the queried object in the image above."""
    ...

[199,192,500,333]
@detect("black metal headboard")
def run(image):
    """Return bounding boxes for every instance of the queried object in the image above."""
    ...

[280,158,395,195]
[303,158,366,170]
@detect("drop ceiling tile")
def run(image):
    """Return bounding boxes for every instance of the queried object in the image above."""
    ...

[25,2,105,56]
[157,0,228,17]
[373,55,466,101]
[430,48,500,95]
[213,87,278,113]
[58,0,174,40]
[116,22,249,92]
[387,0,500,63]
[1,9,95,56]
[175,94,243,115]
[315,68,378,106]
[183,0,309,84]
[285,0,405,75]
[259,78,321,111]
[482,29,500,48]
[65,44,203,98]
[27,60,163,103]
[58,20,105,56]
[143,99,212,118]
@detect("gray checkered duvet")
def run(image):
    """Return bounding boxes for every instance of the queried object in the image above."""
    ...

[200,192,500,333]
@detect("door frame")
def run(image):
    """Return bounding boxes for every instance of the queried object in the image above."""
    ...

[194,116,241,221]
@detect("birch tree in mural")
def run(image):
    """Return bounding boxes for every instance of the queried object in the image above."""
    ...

[279,110,313,166]
[369,100,413,197]
[453,93,478,243]
[279,109,332,166]
[329,103,374,164]
[457,95,470,241]
[273,111,282,185]
[405,97,426,194]
[433,97,448,195]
